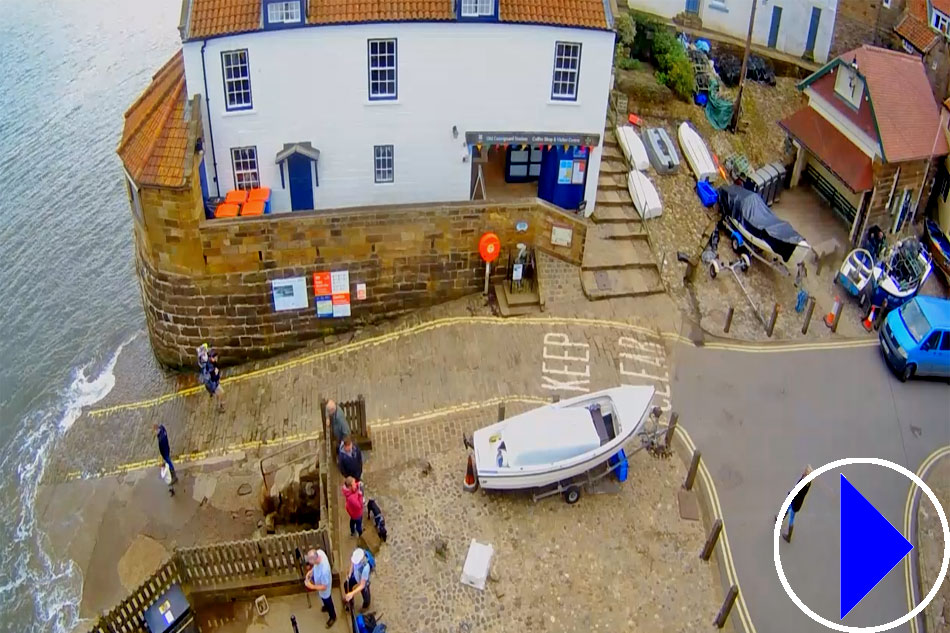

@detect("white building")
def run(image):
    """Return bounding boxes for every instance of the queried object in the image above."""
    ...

[628,0,838,63]
[176,0,616,215]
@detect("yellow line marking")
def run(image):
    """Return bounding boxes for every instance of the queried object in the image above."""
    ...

[904,445,950,633]
[72,395,757,631]
[86,315,876,417]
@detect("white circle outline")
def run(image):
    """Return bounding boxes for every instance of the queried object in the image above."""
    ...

[773,457,950,633]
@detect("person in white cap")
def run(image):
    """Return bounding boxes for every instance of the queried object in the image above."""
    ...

[343,548,371,611]
[304,549,335,627]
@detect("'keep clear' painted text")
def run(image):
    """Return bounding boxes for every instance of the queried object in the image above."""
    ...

[541,333,591,393]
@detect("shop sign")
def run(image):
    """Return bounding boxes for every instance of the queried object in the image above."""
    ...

[466,131,600,147]
[271,277,308,312]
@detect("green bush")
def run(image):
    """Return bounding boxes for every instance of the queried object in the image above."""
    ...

[655,50,695,100]
[615,13,636,48]
[618,57,641,71]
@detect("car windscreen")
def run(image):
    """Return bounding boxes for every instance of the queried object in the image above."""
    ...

[900,300,931,343]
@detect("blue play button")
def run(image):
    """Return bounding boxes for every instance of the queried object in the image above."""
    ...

[840,474,914,619]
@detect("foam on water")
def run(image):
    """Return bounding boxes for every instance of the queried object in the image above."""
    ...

[0,337,134,633]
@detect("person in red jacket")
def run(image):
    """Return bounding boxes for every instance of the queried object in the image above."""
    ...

[342,476,364,536]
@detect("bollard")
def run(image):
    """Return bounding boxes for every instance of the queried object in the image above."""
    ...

[724,307,734,334]
[683,450,702,491]
[875,299,888,331]
[497,403,506,421]
[664,412,679,448]
[700,519,724,561]
[552,394,561,403]
[801,296,816,335]
[831,301,842,333]
[766,303,779,338]
[714,585,739,628]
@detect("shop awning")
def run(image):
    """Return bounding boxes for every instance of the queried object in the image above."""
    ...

[275,142,320,164]
[779,108,874,193]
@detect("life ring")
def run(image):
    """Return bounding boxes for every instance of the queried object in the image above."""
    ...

[479,232,501,263]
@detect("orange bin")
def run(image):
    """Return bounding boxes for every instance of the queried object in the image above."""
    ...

[225,189,249,204]
[248,187,271,202]
[214,202,240,218]
[241,200,265,217]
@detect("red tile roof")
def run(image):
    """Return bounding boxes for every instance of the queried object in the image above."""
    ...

[895,0,939,52]
[809,71,878,140]
[118,51,197,188]
[838,45,949,162]
[780,107,874,192]
[188,0,609,39]
[933,0,950,15]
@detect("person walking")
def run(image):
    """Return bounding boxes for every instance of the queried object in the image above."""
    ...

[327,400,350,446]
[202,349,225,412]
[343,548,372,612]
[342,476,364,537]
[304,549,336,628]
[153,424,178,485]
[338,436,363,481]
[779,465,813,543]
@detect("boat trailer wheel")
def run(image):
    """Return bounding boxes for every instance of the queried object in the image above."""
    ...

[563,485,581,504]
[740,254,751,272]
[709,260,720,279]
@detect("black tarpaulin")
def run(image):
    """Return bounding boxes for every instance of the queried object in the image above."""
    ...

[718,185,805,263]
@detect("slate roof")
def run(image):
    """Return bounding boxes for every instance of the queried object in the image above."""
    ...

[895,0,940,53]
[186,0,610,39]
[118,51,197,188]
[779,107,874,192]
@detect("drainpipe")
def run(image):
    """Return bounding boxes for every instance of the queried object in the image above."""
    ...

[200,40,220,197]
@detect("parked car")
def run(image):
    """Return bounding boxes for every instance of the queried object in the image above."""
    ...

[879,296,950,382]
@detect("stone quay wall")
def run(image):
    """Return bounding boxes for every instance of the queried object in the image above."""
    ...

[136,198,586,367]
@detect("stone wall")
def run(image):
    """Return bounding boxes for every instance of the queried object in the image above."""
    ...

[858,158,930,241]
[134,195,587,367]
[830,0,905,58]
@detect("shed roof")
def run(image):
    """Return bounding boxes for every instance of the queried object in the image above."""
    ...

[186,0,610,40]
[117,51,198,188]
[779,107,874,192]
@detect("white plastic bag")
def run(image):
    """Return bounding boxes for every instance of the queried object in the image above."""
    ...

[160,464,173,485]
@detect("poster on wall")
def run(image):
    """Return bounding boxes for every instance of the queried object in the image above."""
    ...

[557,160,574,184]
[271,277,308,312]
[571,159,586,184]
[313,272,333,318]
[551,225,573,247]
[332,293,351,318]
[315,270,351,318]
[356,283,367,301]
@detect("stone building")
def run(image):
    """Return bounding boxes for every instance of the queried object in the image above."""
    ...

[830,0,906,57]
[894,0,950,103]
[780,45,949,246]
[116,0,608,367]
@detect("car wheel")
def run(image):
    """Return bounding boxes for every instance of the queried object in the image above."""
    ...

[563,485,581,505]
[900,364,916,383]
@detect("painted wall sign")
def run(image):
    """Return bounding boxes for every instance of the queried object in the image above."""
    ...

[356,283,367,300]
[466,131,601,147]
[271,277,308,311]
[551,225,573,247]
[558,160,574,184]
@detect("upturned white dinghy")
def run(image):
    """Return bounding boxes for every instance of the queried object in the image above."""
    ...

[678,122,717,181]
[469,385,655,493]
[627,170,662,219]
[615,125,650,171]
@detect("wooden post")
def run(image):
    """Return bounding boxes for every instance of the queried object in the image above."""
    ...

[700,519,724,561]
[766,303,779,337]
[729,0,759,132]
[664,412,679,448]
[724,307,735,333]
[831,301,842,333]
[684,450,701,491]
[498,402,506,421]
[801,296,816,334]
[714,585,740,628]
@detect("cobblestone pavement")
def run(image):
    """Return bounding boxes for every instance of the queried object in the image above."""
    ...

[918,456,950,633]
[49,295,682,481]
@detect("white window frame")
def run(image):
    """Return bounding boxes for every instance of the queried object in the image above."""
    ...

[222,50,252,111]
[460,0,494,17]
[552,42,582,101]
[902,39,917,55]
[374,145,394,184]
[933,10,950,34]
[267,1,301,23]
[367,39,397,101]
[231,147,260,190]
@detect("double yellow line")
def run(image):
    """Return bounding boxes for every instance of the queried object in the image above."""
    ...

[903,445,950,633]
[87,315,875,417]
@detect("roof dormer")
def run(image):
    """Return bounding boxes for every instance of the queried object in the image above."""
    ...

[264,0,304,30]
[457,0,498,21]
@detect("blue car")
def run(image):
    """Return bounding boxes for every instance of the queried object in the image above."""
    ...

[879,296,950,382]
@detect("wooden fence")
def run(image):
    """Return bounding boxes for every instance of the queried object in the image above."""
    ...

[320,394,371,449]
[89,529,329,633]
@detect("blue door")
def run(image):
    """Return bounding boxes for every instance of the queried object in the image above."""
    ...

[768,6,782,48]
[805,7,821,57]
[287,154,314,211]
[685,0,699,13]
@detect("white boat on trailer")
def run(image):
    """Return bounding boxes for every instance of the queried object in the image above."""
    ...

[468,386,656,501]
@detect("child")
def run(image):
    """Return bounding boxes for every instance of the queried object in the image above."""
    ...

[342,476,364,536]
[203,349,225,412]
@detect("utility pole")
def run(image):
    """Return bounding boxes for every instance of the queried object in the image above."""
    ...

[729,0,758,133]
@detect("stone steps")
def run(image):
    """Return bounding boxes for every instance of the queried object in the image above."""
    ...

[598,173,627,191]
[493,282,541,317]
[600,159,628,176]
[596,188,633,207]
[590,221,648,240]
[581,234,655,270]
[581,268,665,300]
[591,205,638,224]
[602,145,624,161]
